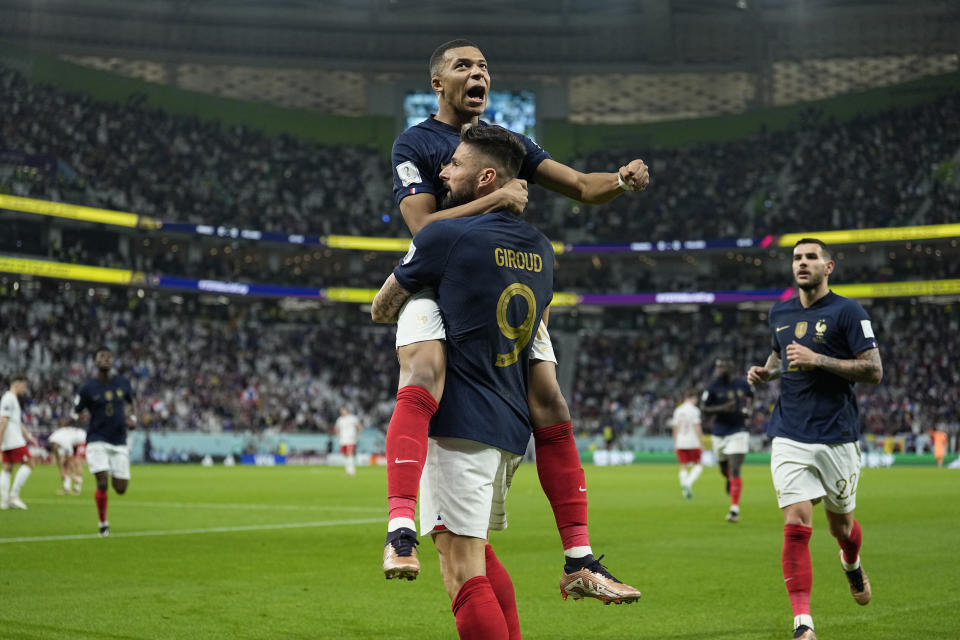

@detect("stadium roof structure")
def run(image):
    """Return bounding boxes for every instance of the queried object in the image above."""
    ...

[0,0,957,74]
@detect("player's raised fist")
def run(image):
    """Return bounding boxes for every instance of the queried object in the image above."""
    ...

[619,159,650,192]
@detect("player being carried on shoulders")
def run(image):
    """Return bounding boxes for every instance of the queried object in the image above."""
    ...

[380,38,648,604]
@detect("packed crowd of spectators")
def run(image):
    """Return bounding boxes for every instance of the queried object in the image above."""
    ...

[1,283,955,450]
[0,282,398,436]
[2,64,959,245]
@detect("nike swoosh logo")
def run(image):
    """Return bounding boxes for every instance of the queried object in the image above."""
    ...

[784,577,794,583]
[394,458,420,464]
[578,486,587,492]
[776,325,791,332]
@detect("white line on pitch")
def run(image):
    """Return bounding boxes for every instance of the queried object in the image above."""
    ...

[26,498,380,513]
[0,517,383,544]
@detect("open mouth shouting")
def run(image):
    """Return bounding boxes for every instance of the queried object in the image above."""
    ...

[465,84,487,110]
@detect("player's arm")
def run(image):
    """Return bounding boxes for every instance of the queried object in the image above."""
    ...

[371,274,413,324]
[400,181,528,235]
[125,383,138,430]
[786,343,883,384]
[0,415,7,447]
[747,350,782,385]
[20,424,38,447]
[701,392,736,414]
[533,157,649,205]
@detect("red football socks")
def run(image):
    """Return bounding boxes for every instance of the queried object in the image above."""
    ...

[451,576,509,640]
[837,519,862,565]
[484,544,521,640]
[386,385,438,523]
[729,476,743,507]
[533,421,590,552]
[782,524,813,617]
[95,489,108,523]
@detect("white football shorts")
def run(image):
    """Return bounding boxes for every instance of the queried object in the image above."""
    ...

[85,441,131,480]
[713,431,750,460]
[771,436,861,513]
[419,436,522,539]
[395,290,557,364]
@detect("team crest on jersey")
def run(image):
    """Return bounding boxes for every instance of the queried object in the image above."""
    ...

[814,319,828,342]
[396,161,422,187]
[794,322,808,339]
[104,390,113,401]
[117,389,124,398]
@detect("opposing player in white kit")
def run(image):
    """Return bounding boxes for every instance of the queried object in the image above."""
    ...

[748,239,883,640]
[0,372,37,510]
[48,426,88,494]
[383,39,648,602]
[334,407,363,476]
[671,389,703,499]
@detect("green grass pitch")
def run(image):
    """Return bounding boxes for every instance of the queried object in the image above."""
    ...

[1,462,957,639]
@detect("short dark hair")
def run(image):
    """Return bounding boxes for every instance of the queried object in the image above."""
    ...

[429,38,481,80]
[10,371,27,383]
[793,237,832,260]
[460,124,525,184]
[95,346,112,355]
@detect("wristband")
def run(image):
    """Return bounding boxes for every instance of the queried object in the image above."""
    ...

[617,173,637,192]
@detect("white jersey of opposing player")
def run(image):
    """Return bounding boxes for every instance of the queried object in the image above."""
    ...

[0,390,26,451]
[334,414,361,446]
[49,427,88,455]
[671,401,702,450]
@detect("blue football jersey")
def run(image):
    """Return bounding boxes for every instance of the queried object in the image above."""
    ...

[75,376,133,446]
[393,211,554,455]
[702,378,752,436]
[392,117,550,206]
[766,292,879,444]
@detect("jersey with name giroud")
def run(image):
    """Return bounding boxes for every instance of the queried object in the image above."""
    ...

[767,291,878,444]
[393,211,554,455]
[392,117,550,205]
[74,376,134,446]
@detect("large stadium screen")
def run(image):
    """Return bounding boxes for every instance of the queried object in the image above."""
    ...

[403,90,537,140]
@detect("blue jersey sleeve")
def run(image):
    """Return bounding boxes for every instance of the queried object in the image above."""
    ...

[392,131,441,205]
[74,384,89,414]
[513,130,551,183]
[393,221,461,294]
[842,300,879,355]
[121,377,134,404]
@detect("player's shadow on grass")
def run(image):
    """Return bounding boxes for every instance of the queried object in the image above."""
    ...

[0,619,148,640]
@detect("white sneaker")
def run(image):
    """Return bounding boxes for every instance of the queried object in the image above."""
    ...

[9,497,27,510]
[0,500,8,510]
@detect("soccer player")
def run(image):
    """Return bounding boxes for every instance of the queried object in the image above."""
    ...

[701,356,753,522]
[671,389,703,499]
[931,427,948,468]
[334,406,363,476]
[747,238,882,640]
[47,426,88,494]
[0,372,37,510]
[383,38,647,600]
[74,346,137,537]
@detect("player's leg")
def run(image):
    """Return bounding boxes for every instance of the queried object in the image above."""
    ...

[69,455,84,494]
[527,357,641,604]
[384,291,445,553]
[109,444,131,495]
[484,543,520,640]
[727,451,745,521]
[10,453,34,507]
[772,437,825,639]
[54,448,71,493]
[819,442,869,606]
[435,532,508,640]
[87,442,112,536]
[0,459,12,508]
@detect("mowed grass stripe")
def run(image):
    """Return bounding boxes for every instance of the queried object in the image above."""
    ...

[0,517,382,544]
